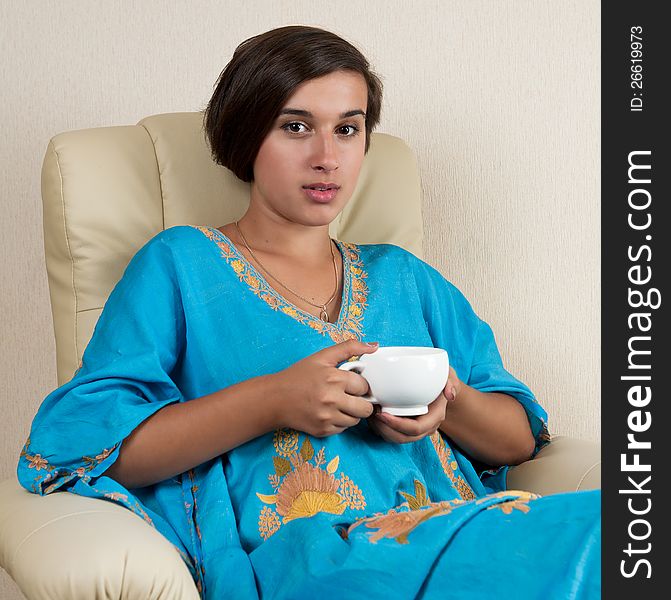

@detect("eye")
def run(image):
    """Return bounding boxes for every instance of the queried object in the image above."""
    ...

[337,124,360,137]
[281,122,309,134]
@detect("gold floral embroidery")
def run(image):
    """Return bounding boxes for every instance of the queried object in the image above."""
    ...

[273,428,299,456]
[104,492,129,502]
[194,226,369,343]
[282,306,300,318]
[20,437,119,491]
[429,432,476,501]
[26,454,49,471]
[256,429,366,540]
[92,482,154,526]
[93,447,115,463]
[399,478,432,510]
[346,480,464,544]
[478,490,540,514]
[346,484,538,545]
[339,473,366,510]
[358,507,435,544]
[82,445,117,470]
[259,506,282,539]
[277,462,345,522]
[20,437,54,476]
[19,437,155,527]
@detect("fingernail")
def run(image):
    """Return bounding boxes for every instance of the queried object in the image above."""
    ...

[366,341,379,347]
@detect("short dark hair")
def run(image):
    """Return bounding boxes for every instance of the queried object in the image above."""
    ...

[203,25,383,182]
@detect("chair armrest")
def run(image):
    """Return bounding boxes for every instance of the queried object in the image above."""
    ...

[506,435,601,496]
[0,478,199,600]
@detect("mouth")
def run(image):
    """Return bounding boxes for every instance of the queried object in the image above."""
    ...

[302,183,341,204]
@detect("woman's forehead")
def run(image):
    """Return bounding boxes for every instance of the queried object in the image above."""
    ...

[281,71,368,117]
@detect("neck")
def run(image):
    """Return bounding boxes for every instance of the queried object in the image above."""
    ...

[236,209,334,264]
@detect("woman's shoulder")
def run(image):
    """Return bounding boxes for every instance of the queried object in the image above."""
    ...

[353,241,470,304]
[119,225,216,282]
[131,225,218,259]
[149,224,211,247]
[351,241,443,279]
[347,240,419,266]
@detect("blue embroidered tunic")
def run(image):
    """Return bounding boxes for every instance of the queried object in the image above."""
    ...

[18,225,600,599]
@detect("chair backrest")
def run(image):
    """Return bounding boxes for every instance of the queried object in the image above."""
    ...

[41,112,424,384]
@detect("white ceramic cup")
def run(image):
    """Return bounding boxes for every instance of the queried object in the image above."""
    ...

[338,346,449,416]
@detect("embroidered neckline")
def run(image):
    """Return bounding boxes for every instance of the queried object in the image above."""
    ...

[193,226,369,343]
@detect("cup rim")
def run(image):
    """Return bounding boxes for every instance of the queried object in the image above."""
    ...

[364,346,447,358]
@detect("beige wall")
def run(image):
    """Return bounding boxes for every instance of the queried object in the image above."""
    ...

[1,2,598,595]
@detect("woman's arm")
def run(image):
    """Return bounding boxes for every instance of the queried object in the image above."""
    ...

[105,339,377,489]
[438,382,536,467]
[407,252,549,467]
[368,368,536,467]
[105,374,279,489]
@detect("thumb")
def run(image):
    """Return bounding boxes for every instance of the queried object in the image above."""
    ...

[318,339,380,366]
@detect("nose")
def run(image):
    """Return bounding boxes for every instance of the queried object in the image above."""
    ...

[310,132,339,172]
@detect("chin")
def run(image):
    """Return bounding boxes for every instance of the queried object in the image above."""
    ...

[302,203,349,225]
[301,213,340,228]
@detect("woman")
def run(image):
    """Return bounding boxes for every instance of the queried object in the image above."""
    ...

[19,26,599,598]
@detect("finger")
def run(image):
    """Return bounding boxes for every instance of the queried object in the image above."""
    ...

[370,416,424,444]
[370,393,446,434]
[338,369,372,398]
[415,394,447,435]
[399,394,445,429]
[331,412,363,429]
[375,411,424,437]
[341,393,376,419]
[367,414,405,442]
[404,411,443,435]
[317,339,379,367]
[313,425,348,438]
[443,367,460,400]
[425,393,448,420]
[365,416,389,440]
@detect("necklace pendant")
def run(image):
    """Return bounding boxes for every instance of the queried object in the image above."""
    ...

[319,307,329,322]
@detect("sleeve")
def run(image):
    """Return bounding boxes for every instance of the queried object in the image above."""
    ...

[410,254,550,487]
[17,234,186,506]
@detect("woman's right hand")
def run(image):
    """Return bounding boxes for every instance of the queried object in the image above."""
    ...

[269,339,380,437]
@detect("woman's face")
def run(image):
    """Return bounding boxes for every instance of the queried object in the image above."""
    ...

[251,70,368,227]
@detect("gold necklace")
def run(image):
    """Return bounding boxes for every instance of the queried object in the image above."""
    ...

[234,221,339,323]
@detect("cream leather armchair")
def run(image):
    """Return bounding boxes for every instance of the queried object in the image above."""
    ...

[0,113,600,599]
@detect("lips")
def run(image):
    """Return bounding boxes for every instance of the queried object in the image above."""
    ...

[302,183,340,191]
[302,183,340,204]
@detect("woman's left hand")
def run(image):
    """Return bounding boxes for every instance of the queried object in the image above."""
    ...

[367,367,462,443]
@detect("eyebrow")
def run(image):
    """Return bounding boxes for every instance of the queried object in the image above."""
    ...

[278,108,366,119]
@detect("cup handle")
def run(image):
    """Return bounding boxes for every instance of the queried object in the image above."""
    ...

[338,361,379,404]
